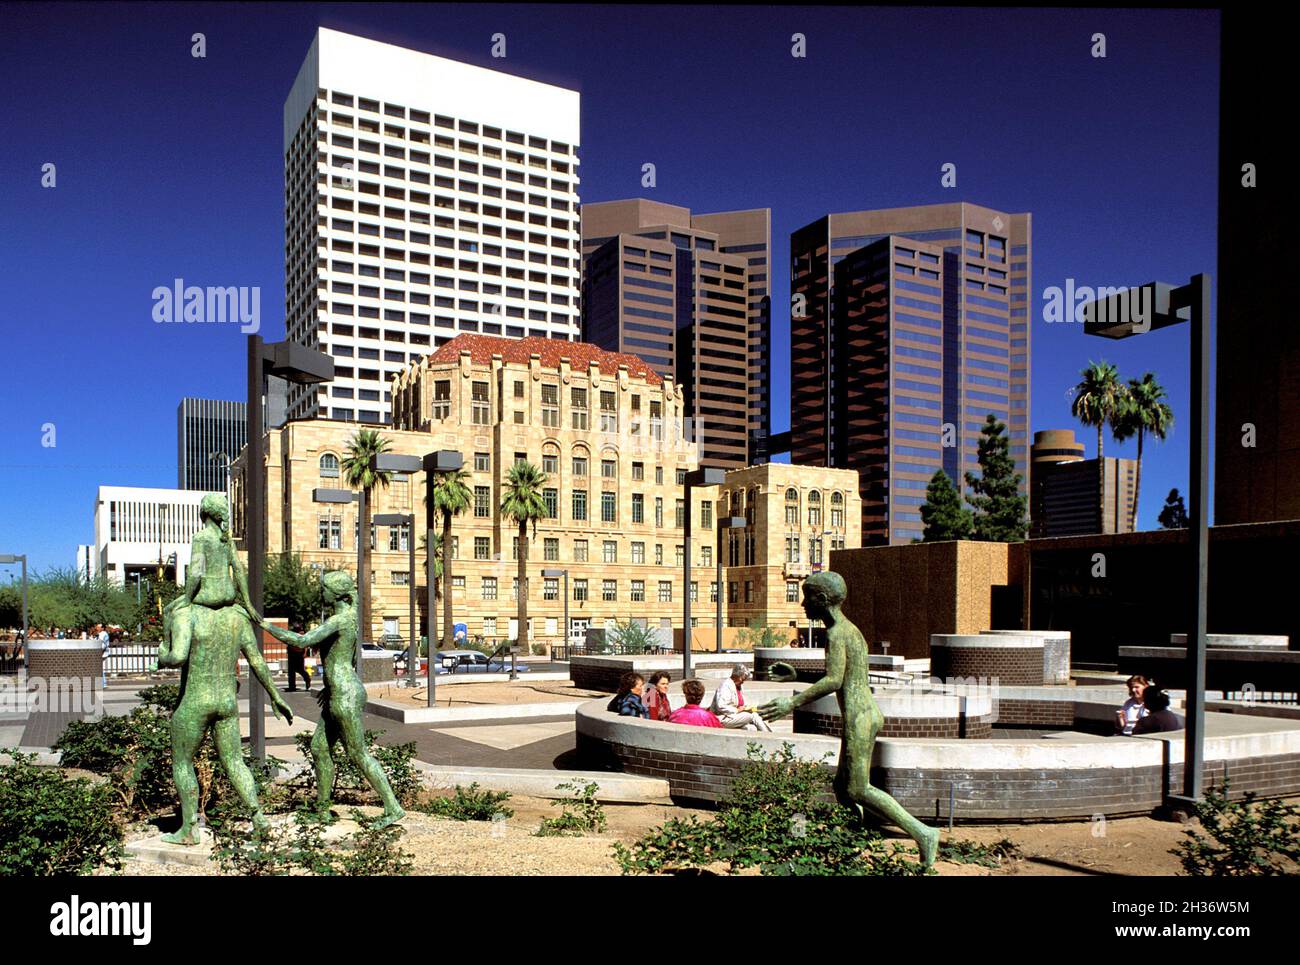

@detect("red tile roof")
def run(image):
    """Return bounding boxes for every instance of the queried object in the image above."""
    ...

[425,334,664,384]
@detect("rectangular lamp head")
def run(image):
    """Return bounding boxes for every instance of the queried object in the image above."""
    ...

[0,554,20,564]
[541,568,566,578]
[372,453,423,473]
[265,341,335,384]
[423,450,464,473]
[372,513,411,526]
[311,487,355,504]
[720,516,747,529]
[1082,281,1187,339]
[686,467,726,487]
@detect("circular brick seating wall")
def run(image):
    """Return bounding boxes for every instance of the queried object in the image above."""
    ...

[26,641,102,681]
[981,630,1071,685]
[753,647,825,682]
[930,635,1044,687]
[575,687,1300,820]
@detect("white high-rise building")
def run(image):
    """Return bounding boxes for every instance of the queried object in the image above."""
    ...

[283,28,583,424]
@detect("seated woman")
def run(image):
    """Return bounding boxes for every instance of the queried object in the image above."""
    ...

[643,671,673,721]
[607,671,648,717]
[1114,675,1151,734]
[667,679,721,728]
[1132,687,1184,734]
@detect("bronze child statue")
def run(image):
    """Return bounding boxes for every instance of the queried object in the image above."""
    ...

[758,570,939,868]
[258,570,406,829]
[157,494,293,844]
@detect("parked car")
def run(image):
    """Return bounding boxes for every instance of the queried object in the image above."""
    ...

[436,649,530,673]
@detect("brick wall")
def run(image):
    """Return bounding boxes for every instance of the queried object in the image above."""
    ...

[932,645,1044,687]
[793,707,994,739]
[27,646,102,681]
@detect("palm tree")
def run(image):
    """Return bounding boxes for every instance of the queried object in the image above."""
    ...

[1071,361,1127,530]
[430,467,472,651]
[1112,372,1174,530]
[341,429,392,643]
[500,461,549,655]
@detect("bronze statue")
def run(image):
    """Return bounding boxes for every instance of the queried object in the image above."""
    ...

[258,571,406,828]
[157,495,292,845]
[757,571,939,867]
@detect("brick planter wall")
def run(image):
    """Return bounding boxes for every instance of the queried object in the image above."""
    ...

[570,654,752,692]
[26,642,102,682]
[793,708,995,739]
[931,635,1044,687]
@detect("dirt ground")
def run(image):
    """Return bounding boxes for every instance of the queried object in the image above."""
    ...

[103,788,1227,877]
[373,680,608,707]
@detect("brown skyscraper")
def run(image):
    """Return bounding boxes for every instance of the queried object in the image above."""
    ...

[1029,429,1136,537]
[790,202,1031,544]
[581,199,771,468]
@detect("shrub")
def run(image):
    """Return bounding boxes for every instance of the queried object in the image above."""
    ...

[0,752,125,875]
[940,838,1022,868]
[55,706,176,818]
[609,619,658,655]
[613,743,927,876]
[1172,781,1300,876]
[210,806,413,877]
[292,729,421,808]
[419,783,514,822]
[536,780,607,837]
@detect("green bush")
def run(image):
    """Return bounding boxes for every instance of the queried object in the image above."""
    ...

[939,838,1022,868]
[419,783,514,821]
[0,752,125,875]
[612,743,927,876]
[609,620,657,655]
[292,729,421,807]
[210,806,412,876]
[536,780,607,837]
[1172,780,1300,876]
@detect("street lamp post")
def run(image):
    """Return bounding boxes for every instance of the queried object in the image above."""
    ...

[542,568,569,659]
[374,508,416,690]
[209,451,234,531]
[682,468,725,678]
[716,516,747,652]
[1084,275,1211,808]
[0,554,28,650]
[245,336,333,761]
[419,450,464,707]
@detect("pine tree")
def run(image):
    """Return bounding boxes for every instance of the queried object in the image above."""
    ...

[920,469,973,541]
[964,414,1029,542]
[1158,489,1189,529]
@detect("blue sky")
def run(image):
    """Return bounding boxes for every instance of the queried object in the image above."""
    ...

[0,3,1220,573]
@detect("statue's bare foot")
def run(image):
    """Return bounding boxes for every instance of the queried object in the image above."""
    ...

[918,826,940,869]
[371,806,406,830]
[251,812,271,834]
[161,827,199,846]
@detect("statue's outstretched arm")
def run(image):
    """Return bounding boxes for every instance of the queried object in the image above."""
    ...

[759,635,846,721]
[262,615,338,652]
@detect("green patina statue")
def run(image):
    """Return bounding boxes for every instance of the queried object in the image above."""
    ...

[157,495,293,845]
[257,571,407,829]
[757,570,939,868]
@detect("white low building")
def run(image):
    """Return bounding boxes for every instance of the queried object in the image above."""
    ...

[91,486,220,586]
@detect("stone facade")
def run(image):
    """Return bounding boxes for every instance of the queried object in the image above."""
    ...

[716,462,862,632]
[234,334,857,648]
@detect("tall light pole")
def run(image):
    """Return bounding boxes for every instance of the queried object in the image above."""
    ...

[0,554,28,649]
[716,516,747,652]
[375,507,417,689]
[542,568,568,658]
[247,336,333,759]
[209,451,234,529]
[1084,275,1211,808]
[682,468,725,678]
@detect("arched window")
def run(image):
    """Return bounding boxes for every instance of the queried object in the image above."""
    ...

[319,453,339,478]
[808,489,823,527]
[831,491,844,506]
[831,491,845,529]
[747,487,759,525]
[785,487,799,526]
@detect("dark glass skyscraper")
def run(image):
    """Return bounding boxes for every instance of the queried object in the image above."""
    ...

[177,398,246,493]
[790,202,1031,544]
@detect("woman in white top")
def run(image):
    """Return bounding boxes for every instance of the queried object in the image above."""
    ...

[1115,675,1151,734]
